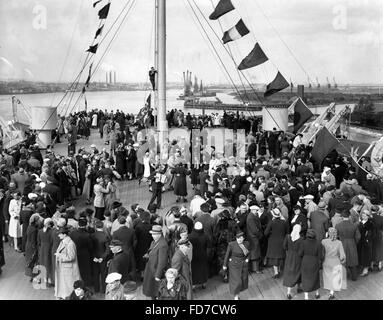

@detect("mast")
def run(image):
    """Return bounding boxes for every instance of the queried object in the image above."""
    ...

[157,0,167,146]
[154,0,159,126]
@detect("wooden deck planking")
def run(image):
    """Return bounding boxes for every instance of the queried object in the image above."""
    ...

[1,130,383,300]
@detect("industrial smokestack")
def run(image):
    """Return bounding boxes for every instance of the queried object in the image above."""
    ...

[114,71,116,84]
[109,71,113,84]
[106,72,108,84]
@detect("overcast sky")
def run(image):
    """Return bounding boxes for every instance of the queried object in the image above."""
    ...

[0,0,382,85]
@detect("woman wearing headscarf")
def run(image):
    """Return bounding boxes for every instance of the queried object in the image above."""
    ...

[223,231,250,300]
[189,221,209,289]
[301,229,323,300]
[265,208,289,278]
[283,224,304,299]
[54,226,81,300]
[38,218,54,286]
[358,210,374,277]
[158,268,188,300]
[25,213,43,281]
[322,227,347,300]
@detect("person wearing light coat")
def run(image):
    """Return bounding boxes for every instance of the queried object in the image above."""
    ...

[54,226,81,299]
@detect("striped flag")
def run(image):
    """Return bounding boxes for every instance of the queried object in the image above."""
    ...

[209,0,235,20]
[222,19,250,44]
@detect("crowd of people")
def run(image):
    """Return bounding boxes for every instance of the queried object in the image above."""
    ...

[0,107,383,301]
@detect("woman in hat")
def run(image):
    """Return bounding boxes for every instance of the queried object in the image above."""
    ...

[283,224,304,299]
[265,208,289,278]
[358,210,373,276]
[301,229,323,300]
[158,268,188,300]
[189,221,209,289]
[171,238,193,299]
[322,227,346,299]
[8,191,23,252]
[223,231,250,300]
[105,272,124,300]
[67,279,92,300]
[25,213,43,281]
[171,162,190,203]
[37,218,55,287]
[54,226,81,300]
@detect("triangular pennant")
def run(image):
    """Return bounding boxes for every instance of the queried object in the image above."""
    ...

[311,127,340,164]
[86,44,99,54]
[222,19,250,44]
[264,71,289,98]
[238,43,268,70]
[82,86,86,94]
[85,63,93,87]
[146,94,151,108]
[291,98,313,133]
[95,25,104,39]
[98,3,111,20]
[209,0,235,20]
[93,0,102,8]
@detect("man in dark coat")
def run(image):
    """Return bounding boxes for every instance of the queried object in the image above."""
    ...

[335,211,361,281]
[108,239,134,284]
[91,220,111,294]
[171,239,193,300]
[171,163,190,203]
[195,202,216,277]
[309,202,330,243]
[44,176,63,207]
[189,222,209,287]
[143,225,169,299]
[134,211,153,276]
[246,205,263,273]
[69,218,94,287]
[19,202,35,252]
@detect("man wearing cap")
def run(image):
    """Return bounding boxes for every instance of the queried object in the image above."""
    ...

[69,217,94,288]
[171,238,193,299]
[246,205,263,273]
[108,239,134,285]
[105,272,124,300]
[143,225,169,299]
[304,195,318,220]
[335,211,361,281]
[309,202,330,242]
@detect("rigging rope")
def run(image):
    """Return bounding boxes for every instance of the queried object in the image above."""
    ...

[190,0,283,130]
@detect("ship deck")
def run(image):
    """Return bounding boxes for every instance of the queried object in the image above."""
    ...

[1,129,382,300]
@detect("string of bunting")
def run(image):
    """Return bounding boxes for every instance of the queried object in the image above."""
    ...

[209,0,289,98]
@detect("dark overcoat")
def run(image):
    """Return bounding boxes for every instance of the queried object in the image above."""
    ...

[372,214,383,261]
[69,228,94,286]
[171,249,193,300]
[108,250,134,284]
[358,220,373,267]
[335,220,361,267]
[142,236,169,298]
[265,218,289,260]
[223,240,249,295]
[37,228,54,281]
[134,220,153,272]
[246,213,263,260]
[189,229,209,285]
[171,166,190,197]
[115,149,126,176]
[25,224,39,277]
[282,235,303,287]
[300,238,323,292]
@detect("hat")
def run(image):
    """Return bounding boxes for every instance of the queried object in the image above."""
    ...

[109,239,123,247]
[112,201,122,209]
[177,239,191,247]
[149,225,163,235]
[306,229,316,239]
[194,221,203,230]
[215,198,225,204]
[123,281,137,294]
[235,231,245,238]
[105,272,122,284]
[28,193,38,200]
[78,218,87,228]
[73,280,85,289]
[200,202,210,213]
[293,205,302,212]
[318,202,326,210]
[303,194,314,200]
[179,206,187,214]
[334,190,343,197]
[250,205,260,211]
